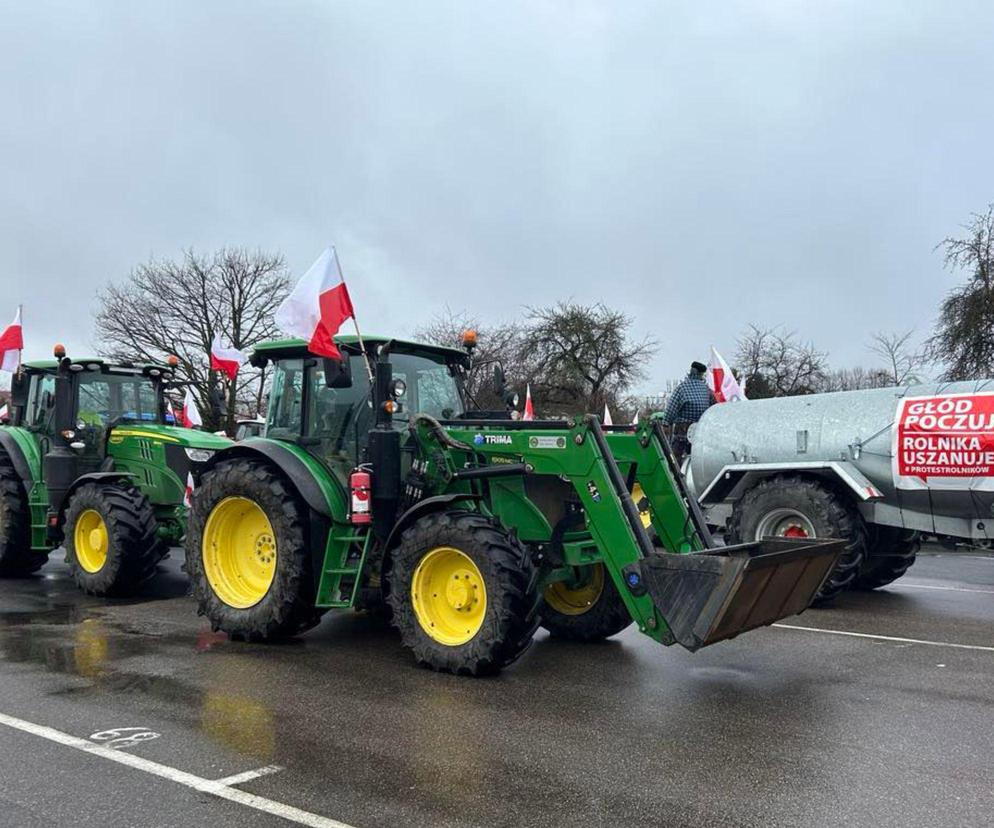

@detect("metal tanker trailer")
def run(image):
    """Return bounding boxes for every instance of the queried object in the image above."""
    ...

[684,379,994,600]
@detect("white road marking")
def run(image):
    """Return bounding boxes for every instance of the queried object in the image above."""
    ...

[890,582,994,595]
[772,624,994,652]
[0,712,355,828]
[214,764,284,787]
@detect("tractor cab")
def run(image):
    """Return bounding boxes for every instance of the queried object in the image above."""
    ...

[250,336,470,479]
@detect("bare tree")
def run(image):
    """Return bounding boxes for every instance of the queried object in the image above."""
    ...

[926,204,994,379]
[868,329,928,386]
[527,302,657,414]
[736,325,827,397]
[95,248,291,433]
[818,366,893,392]
[416,302,655,417]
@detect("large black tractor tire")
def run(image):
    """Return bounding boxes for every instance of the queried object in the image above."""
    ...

[0,450,46,576]
[387,511,539,676]
[855,527,920,590]
[727,475,866,604]
[185,458,322,641]
[540,563,633,641]
[64,482,167,596]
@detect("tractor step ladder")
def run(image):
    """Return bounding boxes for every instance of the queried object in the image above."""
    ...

[316,526,373,608]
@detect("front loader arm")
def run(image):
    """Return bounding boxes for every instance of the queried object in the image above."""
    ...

[413,416,845,653]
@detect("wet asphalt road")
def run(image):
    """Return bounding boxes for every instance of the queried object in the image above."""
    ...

[0,548,992,828]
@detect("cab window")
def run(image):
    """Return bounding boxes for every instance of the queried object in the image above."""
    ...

[266,359,305,440]
[24,374,56,430]
[305,356,372,464]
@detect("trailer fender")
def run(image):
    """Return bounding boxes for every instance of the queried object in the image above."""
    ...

[698,461,884,506]
[384,494,482,551]
[203,442,337,519]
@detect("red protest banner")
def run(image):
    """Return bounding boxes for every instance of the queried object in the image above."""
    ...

[892,392,994,490]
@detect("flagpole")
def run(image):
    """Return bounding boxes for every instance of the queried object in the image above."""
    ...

[334,251,375,385]
[16,304,22,374]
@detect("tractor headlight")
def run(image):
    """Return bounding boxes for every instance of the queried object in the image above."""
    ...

[184,448,215,463]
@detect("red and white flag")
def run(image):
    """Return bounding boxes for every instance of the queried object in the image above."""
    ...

[0,307,23,372]
[179,387,202,428]
[603,403,614,426]
[183,472,195,507]
[210,334,246,381]
[707,346,746,403]
[275,247,355,361]
[523,384,534,421]
[166,401,177,424]
[0,403,8,422]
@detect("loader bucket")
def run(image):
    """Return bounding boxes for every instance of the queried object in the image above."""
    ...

[631,538,845,651]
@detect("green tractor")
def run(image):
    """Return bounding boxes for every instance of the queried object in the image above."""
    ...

[0,348,231,595]
[186,335,844,675]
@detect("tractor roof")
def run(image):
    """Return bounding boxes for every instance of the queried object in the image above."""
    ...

[251,336,470,366]
[22,357,173,374]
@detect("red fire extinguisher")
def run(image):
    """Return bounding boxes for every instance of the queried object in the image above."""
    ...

[349,468,372,524]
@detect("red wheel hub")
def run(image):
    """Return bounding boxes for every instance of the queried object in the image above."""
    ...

[782,525,809,538]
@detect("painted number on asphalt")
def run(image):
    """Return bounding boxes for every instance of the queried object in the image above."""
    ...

[89,727,161,750]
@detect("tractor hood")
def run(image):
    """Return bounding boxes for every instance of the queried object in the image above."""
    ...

[108,424,233,450]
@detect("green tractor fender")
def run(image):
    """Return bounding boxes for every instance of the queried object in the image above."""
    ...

[57,471,135,523]
[383,493,482,552]
[0,428,37,491]
[203,440,343,520]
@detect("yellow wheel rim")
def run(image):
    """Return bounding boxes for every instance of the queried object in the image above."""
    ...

[632,482,652,529]
[202,497,277,609]
[411,546,487,646]
[544,563,605,616]
[74,509,109,573]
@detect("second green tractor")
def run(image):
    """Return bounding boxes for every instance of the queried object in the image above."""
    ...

[0,349,230,595]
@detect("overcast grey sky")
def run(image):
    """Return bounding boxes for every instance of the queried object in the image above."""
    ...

[2,1,992,391]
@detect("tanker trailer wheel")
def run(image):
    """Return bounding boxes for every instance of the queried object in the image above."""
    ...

[387,511,539,676]
[855,527,920,590]
[540,564,633,641]
[0,449,46,576]
[185,459,323,641]
[727,475,866,604]
[64,482,166,596]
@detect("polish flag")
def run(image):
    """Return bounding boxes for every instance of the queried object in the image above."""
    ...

[523,384,534,421]
[179,387,202,428]
[603,404,614,426]
[274,247,355,361]
[0,307,23,372]
[210,334,246,381]
[183,472,195,507]
[707,346,746,403]
[0,403,8,422]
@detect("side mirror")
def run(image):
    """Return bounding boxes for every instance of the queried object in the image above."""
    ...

[323,357,353,389]
[10,373,29,407]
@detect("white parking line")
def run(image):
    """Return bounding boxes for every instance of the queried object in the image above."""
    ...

[891,582,994,595]
[0,712,355,828]
[215,764,284,787]
[773,624,994,652]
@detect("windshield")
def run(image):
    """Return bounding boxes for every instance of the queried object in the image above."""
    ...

[77,372,160,425]
[389,352,464,423]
